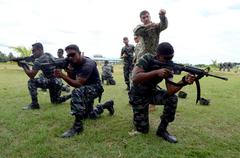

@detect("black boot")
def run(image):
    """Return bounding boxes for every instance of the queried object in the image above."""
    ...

[61,116,83,138]
[102,100,114,115]
[22,103,40,110]
[156,120,177,143]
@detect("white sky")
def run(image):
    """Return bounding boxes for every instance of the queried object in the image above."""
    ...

[0,0,239,64]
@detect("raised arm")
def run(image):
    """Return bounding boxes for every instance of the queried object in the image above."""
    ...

[158,9,168,31]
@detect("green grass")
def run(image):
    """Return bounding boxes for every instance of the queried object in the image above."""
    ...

[0,63,240,158]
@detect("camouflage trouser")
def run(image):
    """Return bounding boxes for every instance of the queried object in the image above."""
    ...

[129,89,178,133]
[28,77,67,104]
[102,75,116,85]
[123,63,133,86]
[71,84,104,119]
[39,73,70,92]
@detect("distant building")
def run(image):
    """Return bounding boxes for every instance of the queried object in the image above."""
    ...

[92,54,121,64]
[93,54,103,58]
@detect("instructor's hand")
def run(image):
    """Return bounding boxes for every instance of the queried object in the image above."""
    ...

[159,9,166,16]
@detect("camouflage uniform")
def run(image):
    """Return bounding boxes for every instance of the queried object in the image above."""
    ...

[29,53,70,105]
[101,63,116,85]
[219,63,223,71]
[128,54,178,133]
[134,15,168,62]
[121,44,135,89]
[70,57,110,119]
[133,42,141,65]
[61,56,114,138]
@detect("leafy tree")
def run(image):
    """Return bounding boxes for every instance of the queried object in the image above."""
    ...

[9,46,31,57]
[8,52,15,59]
[0,51,8,62]
[210,59,218,68]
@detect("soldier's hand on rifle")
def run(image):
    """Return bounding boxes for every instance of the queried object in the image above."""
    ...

[157,68,172,78]
[184,74,197,85]
[54,69,63,78]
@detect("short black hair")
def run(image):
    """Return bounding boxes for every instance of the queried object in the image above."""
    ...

[123,37,128,40]
[57,48,64,53]
[32,42,43,51]
[140,10,149,17]
[65,44,81,53]
[104,60,109,64]
[156,42,174,55]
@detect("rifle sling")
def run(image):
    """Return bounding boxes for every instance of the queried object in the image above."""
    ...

[166,78,202,104]
[195,79,201,104]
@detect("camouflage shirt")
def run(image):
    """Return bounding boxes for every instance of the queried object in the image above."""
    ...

[121,44,135,64]
[134,15,168,61]
[32,53,56,78]
[131,53,172,96]
[133,42,141,64]
[102,64,113,78]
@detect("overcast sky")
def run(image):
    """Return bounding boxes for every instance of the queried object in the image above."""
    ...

[0,0,239,64]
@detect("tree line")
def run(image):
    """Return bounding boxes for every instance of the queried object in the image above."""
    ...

[0,46,31,62]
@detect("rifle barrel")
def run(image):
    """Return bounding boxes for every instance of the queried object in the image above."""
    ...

[207,73,228,81]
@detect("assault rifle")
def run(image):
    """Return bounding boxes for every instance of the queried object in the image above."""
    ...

[8,56,34,70]
[152,60,228,104]
[39,58,70,69]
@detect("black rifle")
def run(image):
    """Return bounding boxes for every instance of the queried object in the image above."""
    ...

[9,56,35,70]
[39,57,104,103]
[152,60,228,103]
[39,58,70,69]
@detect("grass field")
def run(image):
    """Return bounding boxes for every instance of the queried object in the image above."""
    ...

[0,63,239,158]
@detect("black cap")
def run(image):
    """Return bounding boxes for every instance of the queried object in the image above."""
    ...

[156,42,174,56]
[65,44,81,53]
[32,42,43,50]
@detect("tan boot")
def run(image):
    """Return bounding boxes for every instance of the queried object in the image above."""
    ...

[149,104,156,112]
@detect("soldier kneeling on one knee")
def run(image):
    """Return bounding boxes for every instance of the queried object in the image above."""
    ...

[54,44,115,138]
[129,42,197,143]
[19,42,71,110]
[101,60,116,85]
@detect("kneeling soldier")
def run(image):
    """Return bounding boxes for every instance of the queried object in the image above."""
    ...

[129,42,196,143]
[54,44,115,138]
[102,60,116,85]
[20,42,71,110]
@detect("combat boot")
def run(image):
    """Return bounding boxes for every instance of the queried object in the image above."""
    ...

[156,120,177,143]
[178,91,187,98]
[61,116,83,138]
[62,94,71,102]
[102,100,114,115]
[22,103,40,110]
